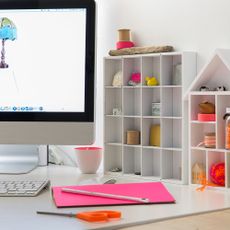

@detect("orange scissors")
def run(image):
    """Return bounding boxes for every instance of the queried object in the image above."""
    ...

[37,210,121,222]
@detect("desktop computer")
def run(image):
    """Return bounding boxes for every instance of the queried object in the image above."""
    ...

[0,0,96,174]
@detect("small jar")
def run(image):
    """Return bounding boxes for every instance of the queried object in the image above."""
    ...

[152,102,161,116]
[224,108,230,149]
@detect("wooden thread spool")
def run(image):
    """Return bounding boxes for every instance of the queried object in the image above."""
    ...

[204,133,216,148]
[126,130,140,145]
[118,29,131,41]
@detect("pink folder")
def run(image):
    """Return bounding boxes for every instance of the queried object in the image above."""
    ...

[52,182,175,208]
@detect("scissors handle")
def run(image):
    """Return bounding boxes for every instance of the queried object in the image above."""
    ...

[76,210,121,222]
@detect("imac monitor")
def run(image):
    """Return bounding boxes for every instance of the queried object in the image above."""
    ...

[0,0,96,173]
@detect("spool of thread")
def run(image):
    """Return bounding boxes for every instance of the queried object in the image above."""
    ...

[150,125,160,146]
[118,29,131,41]
[126,130,140,145]
[204,133,216,148]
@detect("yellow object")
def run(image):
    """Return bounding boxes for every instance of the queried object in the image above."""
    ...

[150,125,160,146]
[145,76,158,86]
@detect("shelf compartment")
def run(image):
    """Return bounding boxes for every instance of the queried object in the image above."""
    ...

[190,149,206,184]
[161,149,182,181]
[123,57,141,86]
[142,148,161,178]
[142,118,161,147]
[104,145,122,173]
[123,146,141,175]
[141,55,160,86]
[104,88,122,115]
[161,87,182,117]
[190,94,215,121]
[191,55,230,91]
[216,95,230,149]
[142,87,160,116]
[161,118,182,148]
[104,58,122,86]
[123,87,141,116]
[105,116,122,143]
[190,122,216,147]
[123,117,141,145]
[207,151,225,187]
[161,54,182,86]
[226,152,230,188]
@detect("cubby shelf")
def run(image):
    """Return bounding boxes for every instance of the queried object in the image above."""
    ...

[189,92,230,188]
[104,52,196,184]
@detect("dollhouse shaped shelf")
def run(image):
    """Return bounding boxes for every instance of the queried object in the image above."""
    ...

[185,49,230,188]
[185,49,230,96]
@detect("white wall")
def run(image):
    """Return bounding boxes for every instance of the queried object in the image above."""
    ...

[95,0,230,146]
[62,0,230,160]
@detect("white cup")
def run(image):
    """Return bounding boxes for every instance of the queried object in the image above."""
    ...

[75,147,102,174]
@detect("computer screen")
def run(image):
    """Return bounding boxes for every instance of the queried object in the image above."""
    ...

[0,0,95,145]
[0,8,86,113]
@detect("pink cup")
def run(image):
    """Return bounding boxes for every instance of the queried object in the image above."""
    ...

[75,147,102,174]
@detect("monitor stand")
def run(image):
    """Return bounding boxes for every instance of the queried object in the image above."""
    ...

[0,145,48,174]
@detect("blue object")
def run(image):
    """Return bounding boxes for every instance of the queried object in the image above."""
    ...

[0,26,16,40]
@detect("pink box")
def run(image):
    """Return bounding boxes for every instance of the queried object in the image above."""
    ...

[198,113,216,121]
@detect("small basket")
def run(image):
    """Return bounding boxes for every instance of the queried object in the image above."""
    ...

[126,130,140,145]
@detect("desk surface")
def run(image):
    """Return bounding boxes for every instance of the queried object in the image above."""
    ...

[1,165,230,230]
[120,209,230,230]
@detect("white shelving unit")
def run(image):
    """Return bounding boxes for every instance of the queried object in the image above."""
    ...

[187,49,230,189]
[189,92,230,188]
[104,52,196,184]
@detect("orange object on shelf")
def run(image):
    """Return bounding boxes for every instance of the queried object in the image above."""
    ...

[223,109,230,149]
[226,124,230,149]
[210,162,225,186]
[196,173,219,192]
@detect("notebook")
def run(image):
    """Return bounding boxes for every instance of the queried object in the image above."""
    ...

[52,182,175,208]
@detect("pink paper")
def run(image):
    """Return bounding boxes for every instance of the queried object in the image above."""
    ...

[52,182,175,208]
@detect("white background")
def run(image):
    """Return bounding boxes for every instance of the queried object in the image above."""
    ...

[0,10,86,111]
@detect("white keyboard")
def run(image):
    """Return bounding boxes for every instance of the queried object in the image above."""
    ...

[0,180,50,196]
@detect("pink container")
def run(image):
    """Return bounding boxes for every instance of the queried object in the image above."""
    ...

[198,113,216,122]
[116,41,135,50]
[75,147,102,174]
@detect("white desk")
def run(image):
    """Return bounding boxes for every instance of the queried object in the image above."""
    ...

[1,165,230,230]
